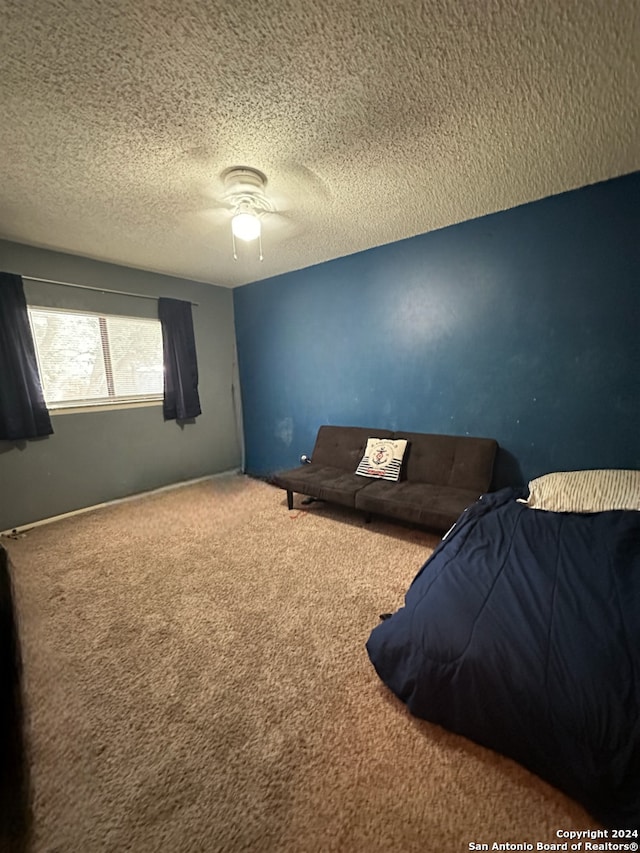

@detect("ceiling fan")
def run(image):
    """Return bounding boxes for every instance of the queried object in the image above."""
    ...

[187,161,331,263]
[221,166,274,261]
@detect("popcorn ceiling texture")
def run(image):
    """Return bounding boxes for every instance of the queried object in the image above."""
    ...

[0,0,638,287]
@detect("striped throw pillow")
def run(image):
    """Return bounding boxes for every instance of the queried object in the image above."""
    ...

[356,438,408,481]
[522,469,640,513]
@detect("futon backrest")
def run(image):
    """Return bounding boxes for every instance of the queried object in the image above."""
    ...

[311,425,394,471]
[394,432,498,492]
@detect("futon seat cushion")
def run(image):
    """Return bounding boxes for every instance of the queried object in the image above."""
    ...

[355,481,482,529]
[271,465,371,508]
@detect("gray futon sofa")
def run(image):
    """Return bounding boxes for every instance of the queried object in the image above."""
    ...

[271,425,498,532]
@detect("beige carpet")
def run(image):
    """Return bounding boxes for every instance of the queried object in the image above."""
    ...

[4,474,598,853]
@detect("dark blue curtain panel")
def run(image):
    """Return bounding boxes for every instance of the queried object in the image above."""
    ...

[0,272,53,441]
[158,297,201,421]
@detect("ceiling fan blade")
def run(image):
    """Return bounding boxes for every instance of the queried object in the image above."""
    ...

[261,211,305,240]
[180,207,231,236]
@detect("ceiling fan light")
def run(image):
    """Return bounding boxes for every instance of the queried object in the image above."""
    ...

[231,212,261,241]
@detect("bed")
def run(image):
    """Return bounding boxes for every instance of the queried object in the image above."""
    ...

[366,471,640,829]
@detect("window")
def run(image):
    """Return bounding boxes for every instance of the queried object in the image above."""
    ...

[28,307,164,410]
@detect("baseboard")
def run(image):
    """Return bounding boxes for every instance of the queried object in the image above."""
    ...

[0,468,242,537]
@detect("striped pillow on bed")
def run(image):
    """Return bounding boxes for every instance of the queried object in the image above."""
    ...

[521,469,640,513]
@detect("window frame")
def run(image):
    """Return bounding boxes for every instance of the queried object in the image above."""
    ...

[27,305,164,412]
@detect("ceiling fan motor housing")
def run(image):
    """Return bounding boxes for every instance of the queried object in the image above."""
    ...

[223,167,273,214]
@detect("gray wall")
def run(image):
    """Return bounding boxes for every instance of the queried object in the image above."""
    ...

[0,240,242,530]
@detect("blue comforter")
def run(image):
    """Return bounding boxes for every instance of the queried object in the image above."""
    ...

[366,488,640,828]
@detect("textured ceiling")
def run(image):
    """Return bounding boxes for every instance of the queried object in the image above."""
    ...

[0,0,638,288]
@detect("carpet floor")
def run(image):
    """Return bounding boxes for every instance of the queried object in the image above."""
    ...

[3,473,598,852]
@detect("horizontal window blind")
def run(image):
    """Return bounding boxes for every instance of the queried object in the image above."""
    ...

[28,307,163,409]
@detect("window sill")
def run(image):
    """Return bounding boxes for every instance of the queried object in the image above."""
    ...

[50,400,163,416]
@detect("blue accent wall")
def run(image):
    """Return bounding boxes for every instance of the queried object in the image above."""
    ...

[234,172,640,486]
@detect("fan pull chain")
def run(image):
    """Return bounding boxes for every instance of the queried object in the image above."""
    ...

[259,231,264,262]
